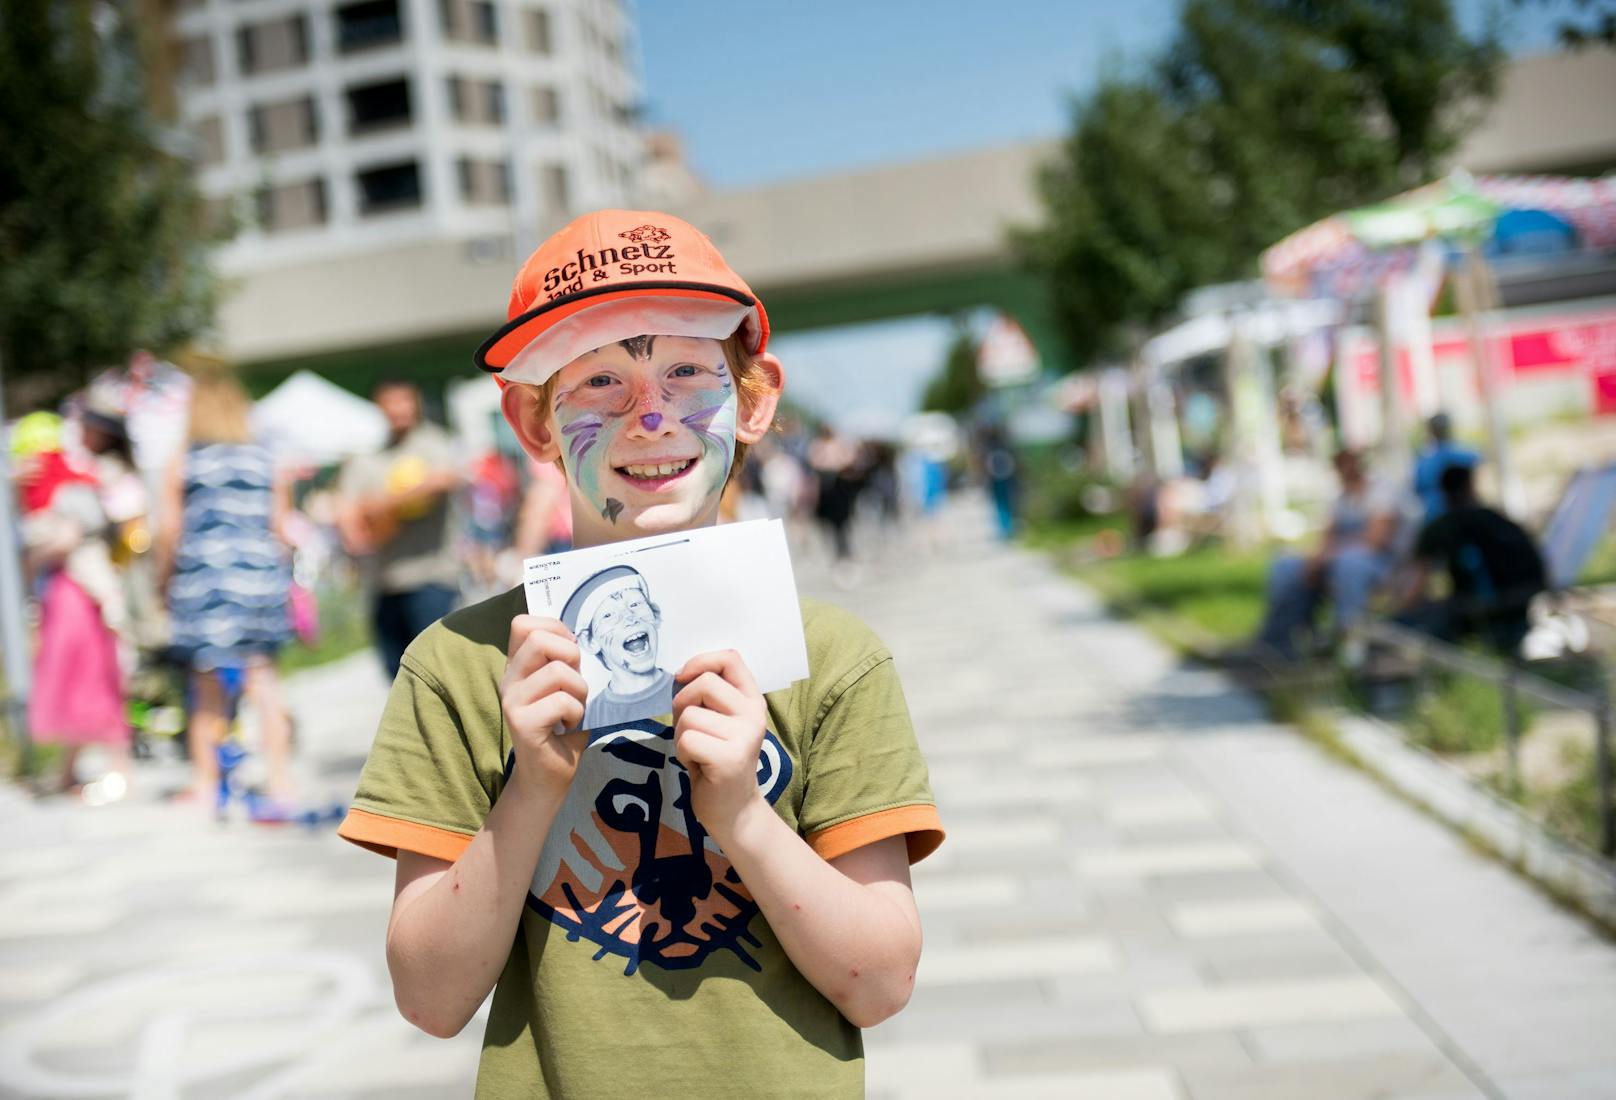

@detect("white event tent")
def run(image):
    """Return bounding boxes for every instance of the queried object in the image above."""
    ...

[252,369,388,467]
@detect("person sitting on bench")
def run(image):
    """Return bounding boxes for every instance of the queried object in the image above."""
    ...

[1397,464,1547,655]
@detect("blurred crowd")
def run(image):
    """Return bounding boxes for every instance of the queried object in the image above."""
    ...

[4,356,990,814]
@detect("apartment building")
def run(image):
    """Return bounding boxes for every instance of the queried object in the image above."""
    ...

[165,0,645,362]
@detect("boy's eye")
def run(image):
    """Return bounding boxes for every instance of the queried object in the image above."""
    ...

[670,364,700,378]
[586,374,616,388]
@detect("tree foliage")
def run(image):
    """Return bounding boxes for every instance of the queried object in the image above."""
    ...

[921,323,985,416]
[0,0,223,408]
[1019,0,1500,366]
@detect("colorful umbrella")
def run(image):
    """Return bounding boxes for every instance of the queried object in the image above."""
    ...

[1262,172,1616,300]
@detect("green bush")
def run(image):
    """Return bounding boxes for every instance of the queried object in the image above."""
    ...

[1407,672,1530,756]
[1093,548,1268,644]
[1535,740,1607,855]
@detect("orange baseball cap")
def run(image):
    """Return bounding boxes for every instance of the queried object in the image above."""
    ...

[475,209,769,385]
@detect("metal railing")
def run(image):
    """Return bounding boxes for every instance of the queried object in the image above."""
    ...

[1359,619,1615,858]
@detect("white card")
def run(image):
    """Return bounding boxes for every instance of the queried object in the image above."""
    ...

[522,519,808,728]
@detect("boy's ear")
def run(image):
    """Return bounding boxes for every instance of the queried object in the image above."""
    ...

[501,383,560,463]
[735,353,785,445]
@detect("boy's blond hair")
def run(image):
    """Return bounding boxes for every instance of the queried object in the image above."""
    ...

[513,331,773,487]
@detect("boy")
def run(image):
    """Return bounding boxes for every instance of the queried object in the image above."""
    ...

[338,209,944,1099]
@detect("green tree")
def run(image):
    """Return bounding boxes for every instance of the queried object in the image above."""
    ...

[0,0,223,408]
[1021,0,1500,366]
[920,322,985,416]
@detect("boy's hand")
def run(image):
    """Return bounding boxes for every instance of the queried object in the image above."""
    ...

[502,615,590,793]
[672,650,768,833]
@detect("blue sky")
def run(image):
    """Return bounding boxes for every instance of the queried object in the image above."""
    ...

[633,1,1569,430]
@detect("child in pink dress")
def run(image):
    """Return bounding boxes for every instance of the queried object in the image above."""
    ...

[13,413,130,797]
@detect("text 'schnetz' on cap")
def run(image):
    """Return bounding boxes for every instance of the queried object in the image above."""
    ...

[475,209,769,387]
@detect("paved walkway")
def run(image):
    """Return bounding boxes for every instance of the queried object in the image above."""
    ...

[3,497,1615,1099]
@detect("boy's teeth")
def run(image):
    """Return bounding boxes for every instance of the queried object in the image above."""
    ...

[623,460,691,478]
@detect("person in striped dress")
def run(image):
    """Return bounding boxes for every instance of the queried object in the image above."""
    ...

[156,370,295,809]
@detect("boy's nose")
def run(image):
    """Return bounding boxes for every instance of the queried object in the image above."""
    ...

[628,382,673,434]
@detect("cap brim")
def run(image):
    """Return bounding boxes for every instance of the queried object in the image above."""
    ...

[478,283,767,382]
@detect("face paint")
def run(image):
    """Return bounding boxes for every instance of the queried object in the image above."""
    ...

[549,338,744,539]
[619,335,656,361]
[680,394,737,474]
[561,416,603,464]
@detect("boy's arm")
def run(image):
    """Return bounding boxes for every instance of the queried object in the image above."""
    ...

[382,616,590,1038]
[385,763,569,1037]
[722,811,920,1027]
[672,650,923,1028]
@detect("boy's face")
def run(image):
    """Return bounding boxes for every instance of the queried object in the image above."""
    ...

[583,582,661,676]
[546,336,738,543]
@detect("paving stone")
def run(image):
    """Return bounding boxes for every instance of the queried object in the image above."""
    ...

[1489,1068,1616,1100]
[919,935,1118,986]
[864,1038,981,1094]
[1027,741,1167,768]
[932,774,1093,810]
[941,816,1064,852]
[1241,1015,1441,1064]
[1104,794,1220,828]
[1142,870,1291,906]
[1180,1052,1477,1100]
[944,1067,1184,1099]
[1167,897,1320,939]
[1193,933,1362,985]
[1139,976,1403,1033]
[0,960,83,1004]
[955,909,1101,945]
[0,901,128,939]
[1077,842,1263,878]
[910,872,1027,912]
[985,1031,1252,1078]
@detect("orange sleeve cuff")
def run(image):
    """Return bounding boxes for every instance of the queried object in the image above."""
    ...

[337,807,476,863]
[807,803,945,865]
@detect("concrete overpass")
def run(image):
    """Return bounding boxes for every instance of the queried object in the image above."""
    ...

[229,138,1061,391]
[231,49,1616,393]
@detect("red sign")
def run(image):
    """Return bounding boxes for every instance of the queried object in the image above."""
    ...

[1347,304,1616,414]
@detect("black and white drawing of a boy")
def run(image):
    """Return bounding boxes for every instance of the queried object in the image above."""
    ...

[562,564,674,728]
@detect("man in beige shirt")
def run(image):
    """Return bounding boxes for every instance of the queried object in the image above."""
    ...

[337,378,461,677]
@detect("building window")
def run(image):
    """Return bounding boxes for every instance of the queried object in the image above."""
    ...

[194,115,225,165]
[335,0,405,53]
[255,177,327,233]
[237,14,310,76]
[175,35,215,87]
[540,162,569,215]
[248,96,319,154]
[531,86,560,127]
[458,156,510,205]
[524,8,551,53]
[346,77,412,135]
[440,0,497,45]
[447,76,503,125]
[356,160,423,215]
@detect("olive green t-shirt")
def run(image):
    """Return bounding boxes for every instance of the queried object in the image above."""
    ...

[339,586,943,1100]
